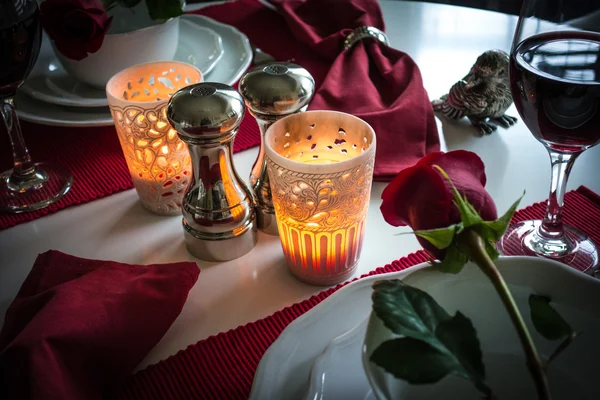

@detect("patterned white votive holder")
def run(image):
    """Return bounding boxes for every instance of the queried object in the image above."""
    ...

[106,61,202,215]
[265,111,376,286]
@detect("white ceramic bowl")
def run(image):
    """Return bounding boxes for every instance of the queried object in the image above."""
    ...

[362,258,600,400]
[54,17,179,89]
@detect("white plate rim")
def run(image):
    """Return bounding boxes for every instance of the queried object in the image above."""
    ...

[306,317,373,400]
[249,256,600,399]
[184,14,252,86]
[20,18,225,108]
[15,95,114,127]
[181,22,224,77]
[249,262,429,400]
[16,15,252,128]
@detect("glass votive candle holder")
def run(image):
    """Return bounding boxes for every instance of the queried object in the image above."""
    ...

[265,110,376,285]
[106,61,202,215]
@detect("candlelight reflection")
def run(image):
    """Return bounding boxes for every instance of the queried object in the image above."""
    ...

[265,111,376,286]
[106,61,202,215]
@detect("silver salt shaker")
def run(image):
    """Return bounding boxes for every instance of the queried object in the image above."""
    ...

[240,62,315,235]
[167,83,257,261]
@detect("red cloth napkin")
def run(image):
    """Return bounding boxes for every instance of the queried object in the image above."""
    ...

[0,250,199,400]
[199,0,440,180]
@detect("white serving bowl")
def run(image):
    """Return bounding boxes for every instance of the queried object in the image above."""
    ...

[54,14,179,89]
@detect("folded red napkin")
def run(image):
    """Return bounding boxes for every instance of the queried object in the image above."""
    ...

[199,0,440,180]
[0,251,199,400]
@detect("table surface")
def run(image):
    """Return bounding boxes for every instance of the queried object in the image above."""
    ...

[1,0,599,371]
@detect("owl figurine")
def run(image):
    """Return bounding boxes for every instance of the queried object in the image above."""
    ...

[432,49,517,135]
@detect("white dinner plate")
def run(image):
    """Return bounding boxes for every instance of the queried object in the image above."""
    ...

[250,264,426,400]
[16,15,252,127]
[249,257,600,400]
[305,318,375,400]
[15,94,114,127]
[21,17,224,108]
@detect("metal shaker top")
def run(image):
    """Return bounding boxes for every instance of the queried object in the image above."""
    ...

[240,62,315,116]
[167,82,245,140]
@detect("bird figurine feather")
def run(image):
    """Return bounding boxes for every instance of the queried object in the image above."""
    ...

[432,49,517,135]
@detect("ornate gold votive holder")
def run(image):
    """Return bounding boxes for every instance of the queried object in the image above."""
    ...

[106,61,202,215]
[265,111,376,286]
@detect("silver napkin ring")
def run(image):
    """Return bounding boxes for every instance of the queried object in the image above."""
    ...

[343,26,389,50]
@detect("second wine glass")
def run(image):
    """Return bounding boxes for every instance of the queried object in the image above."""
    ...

[0,0,72,213]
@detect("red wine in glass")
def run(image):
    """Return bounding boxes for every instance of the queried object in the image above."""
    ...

[0,3,41,97]
[499,18,600,273]
[510,31,600,153]
[0,0,72,213]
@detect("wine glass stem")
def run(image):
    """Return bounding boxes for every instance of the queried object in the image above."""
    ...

[1,96,35,178]
[539,149,579,238]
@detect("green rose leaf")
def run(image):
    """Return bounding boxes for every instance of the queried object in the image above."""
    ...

[433,166,483,228]
[372,280,450,342]
[371,338,454,384]
[529,294,573,341]
[415,167,523,268]
[453,193,483,228]
[484,240,499,261]
[145,0,183,20]
[529,294,579,365]
[477,192,524,241]
[116,0,142,8]
[436,245,468,274]
[371,282,491,396]
[414,224,461,250]
[435,312,487,393]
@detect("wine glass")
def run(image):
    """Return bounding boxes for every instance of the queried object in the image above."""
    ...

[498,0,600,273]
[0,0,72,213]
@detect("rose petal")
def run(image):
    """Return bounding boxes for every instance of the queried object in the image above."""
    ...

[418,150,487,186]
[79,0,107,10]
[381,164,453,230]
[54,40,90,61]
[417,150,497,221]
[63,10,96,38]
[85,7,113,27]
[381,163,452,258]
[41,0,85,12]
[40,0,111,60]
[40,5,75,40]
[104,16,113,32]
[380,150,499,259]
[86,18,112,54]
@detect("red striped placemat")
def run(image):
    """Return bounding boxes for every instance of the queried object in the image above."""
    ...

[0,115,260,230]
[117,186,600,400]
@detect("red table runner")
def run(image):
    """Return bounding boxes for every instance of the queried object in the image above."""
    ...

[0,116,260,230]
[117,186,600,400]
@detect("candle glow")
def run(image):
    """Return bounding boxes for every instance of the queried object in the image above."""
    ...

[106,62,202,215]
[266,111,376,285]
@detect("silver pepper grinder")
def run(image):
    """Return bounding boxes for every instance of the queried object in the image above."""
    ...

[240,62,315,235]
[167,83,257,262]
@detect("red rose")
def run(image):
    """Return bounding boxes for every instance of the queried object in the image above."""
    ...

[380,150,497,258]
[40,0,112,61]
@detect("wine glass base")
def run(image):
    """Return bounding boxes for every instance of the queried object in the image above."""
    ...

[498,220,599,276]
[0,162,73,213]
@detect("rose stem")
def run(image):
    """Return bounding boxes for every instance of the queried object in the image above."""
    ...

[462,229,551,400]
